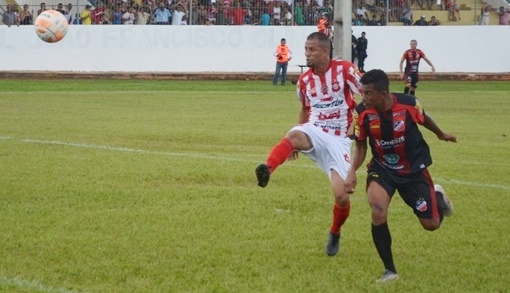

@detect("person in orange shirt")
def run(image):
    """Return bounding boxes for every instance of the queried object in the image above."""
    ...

[272,38,292,86]
[317,13,333,58]
[317,13,330,35]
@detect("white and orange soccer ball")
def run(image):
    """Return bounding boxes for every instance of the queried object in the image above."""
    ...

[34,10,68,43]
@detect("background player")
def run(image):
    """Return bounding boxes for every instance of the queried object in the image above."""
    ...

[399,39,435,96]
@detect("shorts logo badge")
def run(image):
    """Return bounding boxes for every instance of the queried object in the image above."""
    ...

[416,199,427,212]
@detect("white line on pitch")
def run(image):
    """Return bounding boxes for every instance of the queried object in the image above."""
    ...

[19,137,305,165]
[0,276,87,293]
[2,135,510,191]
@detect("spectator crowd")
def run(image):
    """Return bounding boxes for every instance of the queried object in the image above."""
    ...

[2,0,509,26]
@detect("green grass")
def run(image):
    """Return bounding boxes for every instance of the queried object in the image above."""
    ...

[1,79,509,293]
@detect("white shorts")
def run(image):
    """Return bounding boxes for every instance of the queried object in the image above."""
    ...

[290,123,352,181]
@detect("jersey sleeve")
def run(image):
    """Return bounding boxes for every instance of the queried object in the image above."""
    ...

[353,106,367,141]
[408,97,426,124]
[297,75,309,108]
[418,50,426,59]
[395,94,426,124]
[343,61,363,96]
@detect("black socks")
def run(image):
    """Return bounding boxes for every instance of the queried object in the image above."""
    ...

[372,222,397,273]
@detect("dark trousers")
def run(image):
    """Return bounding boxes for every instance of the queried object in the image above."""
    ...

[357,50,367,71]
[273,62,288,85]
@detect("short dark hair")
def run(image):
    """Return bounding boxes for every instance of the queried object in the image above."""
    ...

[281,38,286,42]
[360,69,390,92]
[306,32,331,51]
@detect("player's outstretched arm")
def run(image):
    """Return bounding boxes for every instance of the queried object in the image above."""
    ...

[398,56,405,78]
[423,112,457,142]
[298,105,309,124]
[344,139,367,194]
[423,56,435,72]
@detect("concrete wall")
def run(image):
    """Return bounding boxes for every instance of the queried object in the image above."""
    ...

[0,25,509,73]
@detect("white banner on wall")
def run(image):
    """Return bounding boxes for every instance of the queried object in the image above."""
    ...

[0,25,509,73]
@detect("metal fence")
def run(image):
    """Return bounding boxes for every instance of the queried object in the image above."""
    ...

[2,0,509,26]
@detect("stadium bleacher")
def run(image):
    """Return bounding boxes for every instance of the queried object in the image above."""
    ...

[363,0,500,25]
[1,0,504,25]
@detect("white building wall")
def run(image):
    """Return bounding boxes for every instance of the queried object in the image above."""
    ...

[0,25,509,73]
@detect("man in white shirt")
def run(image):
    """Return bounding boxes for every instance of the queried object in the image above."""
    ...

[171,3,187,25]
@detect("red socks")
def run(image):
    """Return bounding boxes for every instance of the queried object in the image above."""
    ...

[330,203,350,234]
[265,137,294,173]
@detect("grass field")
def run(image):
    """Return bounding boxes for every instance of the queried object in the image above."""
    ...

[1,79,509,293]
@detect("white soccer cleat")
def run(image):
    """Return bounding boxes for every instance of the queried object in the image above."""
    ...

[435,184,453,217]
[376,269,399,283]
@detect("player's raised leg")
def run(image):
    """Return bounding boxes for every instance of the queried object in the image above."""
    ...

[256,130,311,188]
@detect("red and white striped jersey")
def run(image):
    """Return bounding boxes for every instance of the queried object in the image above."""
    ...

[297,59,362,137]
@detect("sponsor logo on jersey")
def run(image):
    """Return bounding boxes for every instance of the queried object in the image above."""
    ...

[318,110,341,120]
[383,154,399,164]
[382,162,405,170]
[313,100,344,109]
[375,136,405,147]
[368,114,378,121]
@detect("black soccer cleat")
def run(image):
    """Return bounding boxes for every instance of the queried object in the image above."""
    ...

[255,164,271,188]
[325,232,340,256]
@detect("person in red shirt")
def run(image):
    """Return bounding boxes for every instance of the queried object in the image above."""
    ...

[257,32,362,257]
[399,39,435,96]
[92,2,106,25]
[231,1,244,25]
[345,69,455,282]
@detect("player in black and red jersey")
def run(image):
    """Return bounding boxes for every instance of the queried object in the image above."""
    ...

[345,69,456,283]
[399,39,435,96]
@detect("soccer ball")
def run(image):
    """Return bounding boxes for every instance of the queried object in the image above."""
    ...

[34,10,68,43]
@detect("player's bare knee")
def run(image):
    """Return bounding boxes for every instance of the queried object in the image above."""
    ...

[334,193,350,206]
[420,219,440,231]
[286,130,311,150]
[370,206,387,224]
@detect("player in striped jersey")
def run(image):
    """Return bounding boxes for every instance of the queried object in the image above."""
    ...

[255,32,362,257]
[399,39,435,96]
